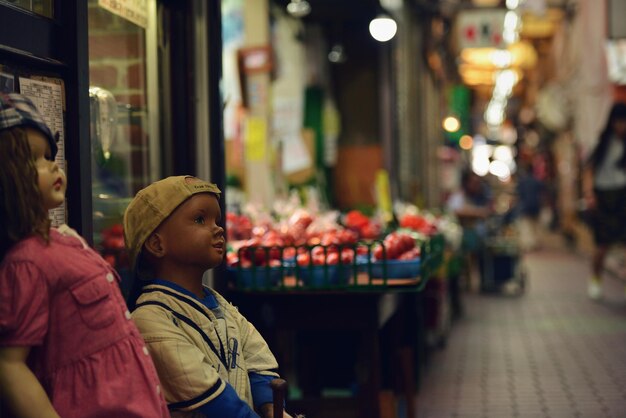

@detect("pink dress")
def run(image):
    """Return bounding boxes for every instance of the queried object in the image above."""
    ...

[0,228,170,418]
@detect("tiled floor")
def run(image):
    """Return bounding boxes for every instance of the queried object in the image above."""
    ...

[416,249,626,418]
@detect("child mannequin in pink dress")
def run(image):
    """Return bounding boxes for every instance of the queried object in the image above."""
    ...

[0,93,170,418]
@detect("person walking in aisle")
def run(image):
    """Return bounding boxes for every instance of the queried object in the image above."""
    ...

[515,161,545,251]
[583,102,626,300]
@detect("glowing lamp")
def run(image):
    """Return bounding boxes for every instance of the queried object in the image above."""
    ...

[459,135,474,150]
[443,116,461,133]
[369,14,397,42]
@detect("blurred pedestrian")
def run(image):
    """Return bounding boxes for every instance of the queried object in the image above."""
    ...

[447,170,494,290]
[514,161,545,251]
[447,169,493,248]
[582,102,626,300]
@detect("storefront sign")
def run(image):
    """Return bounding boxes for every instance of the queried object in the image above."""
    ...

[98,0,148,29]
[457,9,506,49]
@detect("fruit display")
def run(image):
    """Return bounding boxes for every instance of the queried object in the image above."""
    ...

[399,213,438,236]
[367,231,422,279]
[225,207,428,289]
[223,196,461,290]
[295,245,356,267]
[226,224,359,269]
[394,202,463,251]
[343,210,382,239]
[372,231,420,261]
[226,212,253,241]
[98,223,129,269]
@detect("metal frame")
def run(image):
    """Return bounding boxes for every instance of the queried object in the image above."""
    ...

[158,0,195,176]
[0,3,63,63]
[206,0,225,200]
[193,0,211,182]
[207,0,227,291]
[145,1,161,183]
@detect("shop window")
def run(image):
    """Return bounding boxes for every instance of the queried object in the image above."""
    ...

[88,0,158,275]
[0,0,53,18]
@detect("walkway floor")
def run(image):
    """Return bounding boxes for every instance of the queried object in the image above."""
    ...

[416,248,626,418]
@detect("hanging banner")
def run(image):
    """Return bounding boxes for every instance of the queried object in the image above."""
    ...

[98,0,148,28]
[457,9,507,49]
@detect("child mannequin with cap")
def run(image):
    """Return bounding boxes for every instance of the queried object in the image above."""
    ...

[124,176,295,418]
[0,93,170,418]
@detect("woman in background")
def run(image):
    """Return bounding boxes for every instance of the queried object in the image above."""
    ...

[583,102,626,300]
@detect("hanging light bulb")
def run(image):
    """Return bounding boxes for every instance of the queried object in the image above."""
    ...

[286,0,311,18]
[328,44,347,63]
[369,14,397,42]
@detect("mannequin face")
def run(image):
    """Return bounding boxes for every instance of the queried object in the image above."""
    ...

[154,193,225,270]
[27,128,66,211]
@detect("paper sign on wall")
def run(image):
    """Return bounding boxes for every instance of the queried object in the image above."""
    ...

[244,117,267,161]
[98,0,148,28]
[282,134,312,174]
[19,77,67,227]
[273,97,302,141]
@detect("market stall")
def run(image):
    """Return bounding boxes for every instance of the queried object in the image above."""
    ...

[224,203,449,417]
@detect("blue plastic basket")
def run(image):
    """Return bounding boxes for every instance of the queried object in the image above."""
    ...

[296,264,353,287]
[369,258,421,279]
[227,266,284,289]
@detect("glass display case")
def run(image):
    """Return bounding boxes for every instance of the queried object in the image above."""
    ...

[88,0,159,275]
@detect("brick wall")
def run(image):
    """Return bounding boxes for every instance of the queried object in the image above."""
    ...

[88,2,150,196]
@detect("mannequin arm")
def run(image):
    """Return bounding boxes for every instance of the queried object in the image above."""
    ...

[0,346,60,418]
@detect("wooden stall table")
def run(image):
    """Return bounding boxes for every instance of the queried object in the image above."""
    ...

[229,281,426,418]
[226,235,443,418]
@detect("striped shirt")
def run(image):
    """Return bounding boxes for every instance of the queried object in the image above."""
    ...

[132,281,279,416]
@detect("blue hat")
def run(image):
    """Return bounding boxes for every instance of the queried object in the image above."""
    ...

[0,93,58,158]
